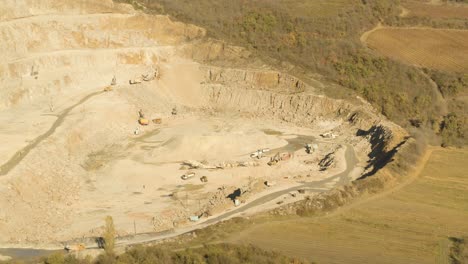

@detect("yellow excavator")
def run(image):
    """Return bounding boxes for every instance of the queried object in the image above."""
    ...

[138,109,149,125]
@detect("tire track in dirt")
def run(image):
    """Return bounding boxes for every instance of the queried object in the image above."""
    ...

[0,91,104,176]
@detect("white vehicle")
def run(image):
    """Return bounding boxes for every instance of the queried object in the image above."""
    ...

[320,132,337,139]
[250,148,270,159]
[265,181,277,187]
[250,151,262,159]
[305,143,318,154]
[181,172,195,180]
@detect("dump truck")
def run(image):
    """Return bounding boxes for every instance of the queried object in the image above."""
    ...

[305,143,318,154]
[320,132,337,139]
[189,215,199,222]
[181,172,195,180]
[250,148,270,159]
[129,78,142,85]
[265,181,277,187]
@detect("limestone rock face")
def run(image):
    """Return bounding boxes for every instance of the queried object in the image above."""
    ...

[0,1,205,109]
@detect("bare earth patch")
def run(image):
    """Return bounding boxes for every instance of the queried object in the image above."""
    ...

[403,0,468,19]
[364,27,468,72]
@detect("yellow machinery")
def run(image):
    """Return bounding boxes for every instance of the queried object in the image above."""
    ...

[138,118,149,126]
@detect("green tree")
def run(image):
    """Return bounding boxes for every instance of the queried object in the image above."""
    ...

[103,216,116,256]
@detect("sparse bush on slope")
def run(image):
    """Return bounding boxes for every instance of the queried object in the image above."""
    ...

[37,244,309,264]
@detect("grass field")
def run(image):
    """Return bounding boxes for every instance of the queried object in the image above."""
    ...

[365,27,468,72]
[225,147,468,264]
[403,1,468,20]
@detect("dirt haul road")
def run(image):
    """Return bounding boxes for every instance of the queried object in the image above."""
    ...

[0,144,358,258]
[0,0,407,250]
[0,91,104,176]
[104,144,358,247]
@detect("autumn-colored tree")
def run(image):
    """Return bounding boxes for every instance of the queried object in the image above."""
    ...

[103,216,116,256]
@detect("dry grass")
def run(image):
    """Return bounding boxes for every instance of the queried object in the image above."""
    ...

[365,27,468,72]
[226,147,468,264]
[403,1,468,19]
[264,0,358,18]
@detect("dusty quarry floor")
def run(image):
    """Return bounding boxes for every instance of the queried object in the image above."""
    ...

[0,0,405,249]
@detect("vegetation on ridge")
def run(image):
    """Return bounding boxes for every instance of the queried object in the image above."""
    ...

[117,0,467,146]
[30,244,308,264]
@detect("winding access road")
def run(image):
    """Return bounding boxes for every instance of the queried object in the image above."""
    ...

[0,143,358,259]
[107,144,358,247]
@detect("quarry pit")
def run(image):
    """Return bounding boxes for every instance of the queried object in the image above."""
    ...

[0,0,407,248]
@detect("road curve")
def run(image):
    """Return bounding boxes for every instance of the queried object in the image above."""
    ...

[110,144,358,247]
[0,143,358,259]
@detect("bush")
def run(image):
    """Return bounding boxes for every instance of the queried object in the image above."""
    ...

[426,70,468,98]
[114,243,309,264]
[103,216,116,256]
[440,112,466,146]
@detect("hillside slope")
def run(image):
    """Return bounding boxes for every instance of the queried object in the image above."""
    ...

[122,0,467,146]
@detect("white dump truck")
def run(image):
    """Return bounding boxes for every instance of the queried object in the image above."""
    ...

[250,148,271,159]
[320,132,337,139]
[181,172,195,180]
